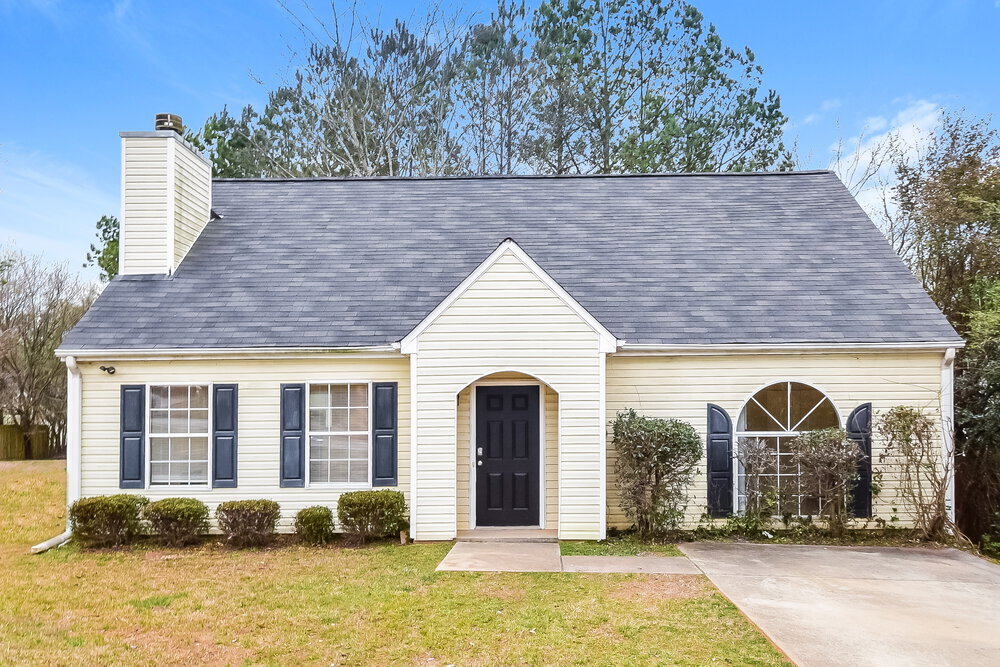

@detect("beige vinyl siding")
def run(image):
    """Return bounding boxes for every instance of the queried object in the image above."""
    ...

[413,249,604,540]
[172,141,212,267]
[456,375,558,530]
[78,356,410,531]
[605,351,945,528]
[120,136,169,274]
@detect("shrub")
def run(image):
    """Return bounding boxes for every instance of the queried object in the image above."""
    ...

[215,500,281,548]
[735,436,779,535]
[69,494,149,547]
[144,498,210,547]
[337,490,407,543]
[612,409,702,538]
[786,428,861,538]
[877,406,950,541]
[295,505,336,545]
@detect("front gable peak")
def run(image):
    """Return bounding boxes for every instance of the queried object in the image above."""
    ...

[399,239,619,354]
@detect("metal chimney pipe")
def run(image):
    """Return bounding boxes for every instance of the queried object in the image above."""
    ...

[154,113,184,134]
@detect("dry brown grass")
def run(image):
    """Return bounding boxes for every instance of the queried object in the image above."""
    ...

[0,461,788,665]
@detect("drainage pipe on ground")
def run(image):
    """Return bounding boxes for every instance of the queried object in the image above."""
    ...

[30,355,82,554]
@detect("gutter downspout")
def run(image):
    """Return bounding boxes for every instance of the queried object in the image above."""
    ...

[31,355,81,554]
[941,347,957,525]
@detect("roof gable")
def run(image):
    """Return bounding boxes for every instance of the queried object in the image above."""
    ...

[399,239,618,354]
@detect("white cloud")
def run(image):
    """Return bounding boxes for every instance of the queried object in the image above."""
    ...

[0,145,115,277]
[820,98,842,113]
[802,113,821,125]
[829,98,942,226]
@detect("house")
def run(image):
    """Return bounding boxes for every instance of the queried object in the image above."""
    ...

[55,116,963,541]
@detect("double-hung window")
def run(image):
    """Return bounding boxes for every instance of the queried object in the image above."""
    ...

[308,383,370,485]
[149,385,210,485]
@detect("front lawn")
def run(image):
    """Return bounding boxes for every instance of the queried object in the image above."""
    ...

[0,461,786,665]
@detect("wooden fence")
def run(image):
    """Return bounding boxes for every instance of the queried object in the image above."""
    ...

[0,425,52,460]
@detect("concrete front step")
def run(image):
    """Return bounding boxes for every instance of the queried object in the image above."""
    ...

[456,528,558,543]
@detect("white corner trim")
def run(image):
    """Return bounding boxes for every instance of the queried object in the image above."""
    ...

[941,347,957,523]
[64,356,82,526]
[118,137,126,277]
[165,138,177,274]
[409,351,419,541]
[399,239,618,354]
[598,352,607,540]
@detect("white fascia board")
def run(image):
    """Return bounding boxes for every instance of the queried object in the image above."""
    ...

[54,345,402,361]
[399,238,618,354]
[615,341,966,356]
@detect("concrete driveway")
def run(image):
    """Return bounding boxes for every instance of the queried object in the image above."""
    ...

[680,543,1000,666]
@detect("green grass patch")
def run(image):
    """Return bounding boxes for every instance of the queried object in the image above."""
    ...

[561,535,684,557]
[0,461,787,665]
[130,594,186,611]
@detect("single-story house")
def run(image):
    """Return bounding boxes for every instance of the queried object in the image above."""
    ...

[55,116,963,541]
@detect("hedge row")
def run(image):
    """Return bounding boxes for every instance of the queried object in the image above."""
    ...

[68,490,408,549]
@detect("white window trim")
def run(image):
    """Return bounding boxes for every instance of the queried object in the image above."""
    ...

[304,380,374,490]
[145,382,213,489]
[467,379,547,530]
[733,380,843,517]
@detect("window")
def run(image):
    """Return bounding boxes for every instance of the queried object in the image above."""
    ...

[736,381,839,516]
[308,383,370,485]
[149,385,210,485]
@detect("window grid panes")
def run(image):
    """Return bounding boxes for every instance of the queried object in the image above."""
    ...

[308,383,369,485]
[149,385,209,485]
[736,382,837,517]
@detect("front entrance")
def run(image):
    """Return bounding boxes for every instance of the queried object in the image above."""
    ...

[475,385,540,526]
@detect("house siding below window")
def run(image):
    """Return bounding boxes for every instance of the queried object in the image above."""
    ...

[78,356,410,532]
[605,351,946,529]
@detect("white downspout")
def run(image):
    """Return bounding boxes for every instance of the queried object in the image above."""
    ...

[941,347,956,524]
[31,355,81,553]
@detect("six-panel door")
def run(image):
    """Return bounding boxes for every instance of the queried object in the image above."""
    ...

[475,385,540,526]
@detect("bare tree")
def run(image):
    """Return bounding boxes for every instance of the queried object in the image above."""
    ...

[0,249,95,458]
[877,406,960,542]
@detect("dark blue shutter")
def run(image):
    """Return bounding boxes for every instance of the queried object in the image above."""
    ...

[707,404,734,518]
[847,402,873,518]
[371,382,398,486]
[120,385,145,489]
[280,384,305,487]
[212,384,238,488]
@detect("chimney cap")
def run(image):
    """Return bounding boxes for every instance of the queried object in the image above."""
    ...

[154,113,184,134]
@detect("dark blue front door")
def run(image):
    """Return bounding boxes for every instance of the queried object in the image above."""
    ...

[475,385,540,526]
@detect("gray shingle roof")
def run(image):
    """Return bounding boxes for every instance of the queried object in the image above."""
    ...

[61,171,961,350]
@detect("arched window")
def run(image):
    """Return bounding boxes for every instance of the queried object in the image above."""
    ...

[736,381,840,516]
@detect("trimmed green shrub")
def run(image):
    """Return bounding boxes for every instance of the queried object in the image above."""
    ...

[215,500,280,548]
[612,409,702,538]
[294,505,336,545]
[144,498,210,547]
[337,490,407,543]
[69,494,149,547]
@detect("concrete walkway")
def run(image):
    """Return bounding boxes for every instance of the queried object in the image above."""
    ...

[436,542,699,574]
[681,542,1000,667]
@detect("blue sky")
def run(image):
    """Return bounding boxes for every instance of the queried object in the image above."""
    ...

[2,0,998,278]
